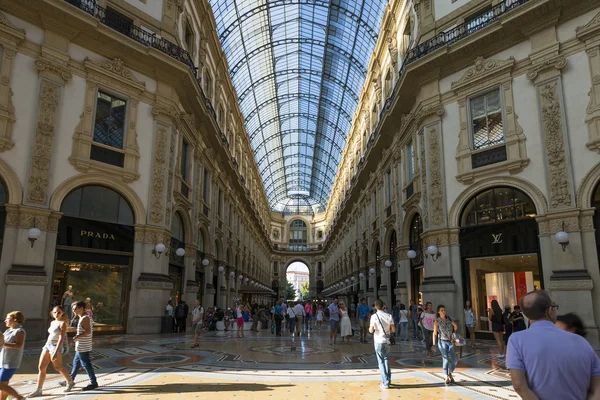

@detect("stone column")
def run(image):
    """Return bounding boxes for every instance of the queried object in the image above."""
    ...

[367,261,377,307]
[202,259,216,308]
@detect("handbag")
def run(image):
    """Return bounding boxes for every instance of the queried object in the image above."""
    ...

[376,313,396,345]
[452,332,466,346]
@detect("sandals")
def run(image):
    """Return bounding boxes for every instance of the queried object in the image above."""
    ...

[445,375,451,385]
[449,373,455,384]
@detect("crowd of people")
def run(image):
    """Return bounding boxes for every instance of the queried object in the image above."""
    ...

[2,290,599,399]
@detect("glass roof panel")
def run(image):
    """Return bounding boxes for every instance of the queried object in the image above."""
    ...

[208,0,388,213]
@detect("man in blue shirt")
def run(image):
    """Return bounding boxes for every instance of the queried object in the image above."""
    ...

[507,290,600,400]
[356,298,370,343]
[328,297,340,345]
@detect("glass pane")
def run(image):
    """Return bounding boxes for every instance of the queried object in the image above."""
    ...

[198,229,204,252]
[0,181,6,204]
[462,198,479,227]
[61,188,82,217]
[171,213,185,242]
[475,189,496,224]
[117,197,134,225]
[80,186,120,223]
[514,189,536,218]
[94,91,125,149]
[486,90,501,113]
[470,96,486,119]
[487,112,504,145]
[494,188,515,221]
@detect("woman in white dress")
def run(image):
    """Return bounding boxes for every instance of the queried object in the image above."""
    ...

[339,302,352,344]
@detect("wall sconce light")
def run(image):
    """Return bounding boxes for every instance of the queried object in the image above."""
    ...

[218,266,224,274]
[152,243,167,259]
[345,279,350,284]
[407,249,417,259]
[28,227,41,248]
[384,260,392,268]
[359,272,365,280]
[555,222,569,252]
[202,258,210,266]
[245,278,249,283]
[426,245,441,262]
[351,276,355,282]
[238,274,244,281]
[152,244,185,259]
[369,267,376,276]
[230,271,235,279]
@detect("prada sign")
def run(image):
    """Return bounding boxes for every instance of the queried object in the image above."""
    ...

[80,230,116,240]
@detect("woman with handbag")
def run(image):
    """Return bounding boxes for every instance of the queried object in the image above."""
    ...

[432,305,459,386]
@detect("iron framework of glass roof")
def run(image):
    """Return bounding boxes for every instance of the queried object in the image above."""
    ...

[208,0,388,215]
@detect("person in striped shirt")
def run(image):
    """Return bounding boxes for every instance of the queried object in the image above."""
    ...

[68,301,98,392]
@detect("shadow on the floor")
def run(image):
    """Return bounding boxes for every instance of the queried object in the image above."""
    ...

[97,383,294,394]
[391,380,512,389]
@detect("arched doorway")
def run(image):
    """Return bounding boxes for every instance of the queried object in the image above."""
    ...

[286,262,309,301]
[53,185,135,331]
[289,219,308,251]
[169,212,186,304]
[409,214,423,304]
[460,186,540,333]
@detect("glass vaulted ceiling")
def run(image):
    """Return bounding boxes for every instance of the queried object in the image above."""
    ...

[209,0,388,214]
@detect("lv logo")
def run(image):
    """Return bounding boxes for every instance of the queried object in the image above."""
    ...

[492,233,503,244]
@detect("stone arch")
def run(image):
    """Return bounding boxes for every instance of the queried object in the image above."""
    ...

[448,176,548,228]
[577,161,600,209]
[402,205,423,246]
[0,158,22,204]
[171,206,193,245]
[50,173,145,224]
[370,239,380,261]
[284,257,312,272]
[383,226,397,255]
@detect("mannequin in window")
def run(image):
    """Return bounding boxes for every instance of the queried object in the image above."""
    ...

[62,285,74,319]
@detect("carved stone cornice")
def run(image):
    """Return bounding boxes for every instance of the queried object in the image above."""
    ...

[526,54,567,82]
[83,57,145,92]
[576,11,600,43]
[0,11,26,36]
[34,56,72,83]
[451,57,515,93]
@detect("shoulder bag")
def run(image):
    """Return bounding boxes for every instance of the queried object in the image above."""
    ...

[375,313,396,345]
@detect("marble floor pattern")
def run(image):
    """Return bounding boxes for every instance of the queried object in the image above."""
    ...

[7,326,517,399]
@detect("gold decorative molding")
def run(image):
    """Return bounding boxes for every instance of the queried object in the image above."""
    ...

[83,57,145,90]
[537,80,573,209]
[34,57,72,82]
[149,126,171,225]
[26,80,61,205]
[451,57,515,92]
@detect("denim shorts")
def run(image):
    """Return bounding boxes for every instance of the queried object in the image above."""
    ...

[0,368,17,382]
[43,342,65,355]
[329,319,340,330]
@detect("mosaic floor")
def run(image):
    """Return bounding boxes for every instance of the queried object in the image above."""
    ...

[6,325,518,399]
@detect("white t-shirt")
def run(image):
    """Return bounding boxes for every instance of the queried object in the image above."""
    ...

[399,309,409,323]
[236,307,243,318]
[192,306,204,323]
[370,310,394,344]
[421,312,436,331]
[293,304,305,317]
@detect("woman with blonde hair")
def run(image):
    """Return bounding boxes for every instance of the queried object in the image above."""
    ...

[339,301,352,344]
[29,306,74,397]
[1,311,26,400]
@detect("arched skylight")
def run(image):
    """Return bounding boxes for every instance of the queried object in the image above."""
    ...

[208,0,388,214]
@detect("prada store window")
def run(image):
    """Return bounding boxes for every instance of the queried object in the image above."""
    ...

[53,186,134,330]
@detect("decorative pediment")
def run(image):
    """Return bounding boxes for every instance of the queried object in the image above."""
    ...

[576,12,600,41]
[83,57,146,93]
[0,11,25,35]
[451,57,515,92]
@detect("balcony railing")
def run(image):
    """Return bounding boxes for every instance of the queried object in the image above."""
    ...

[273,244,323,252]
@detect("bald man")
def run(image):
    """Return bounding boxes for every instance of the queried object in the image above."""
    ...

[506,290,600,400]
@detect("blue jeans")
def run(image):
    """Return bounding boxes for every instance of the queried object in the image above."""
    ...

[437,340,457,376]
[70,351,97,385]
[399,322,409,340]
[411,320,419,338]
[288,317,296,334]
[374,343,391,387]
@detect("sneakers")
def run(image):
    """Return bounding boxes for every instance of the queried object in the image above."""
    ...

[58,380,67,386]
[379,383,389,389]
[82,383,99,391]
[497,354,505,358]
[64,380,76,393]
[28,389,43,397]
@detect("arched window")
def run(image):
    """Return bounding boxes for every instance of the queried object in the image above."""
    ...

[61,185,134,225]
[461,187,536,227]
[289,219,307,251]
[197,229,205,253]
[171,213,185,243]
